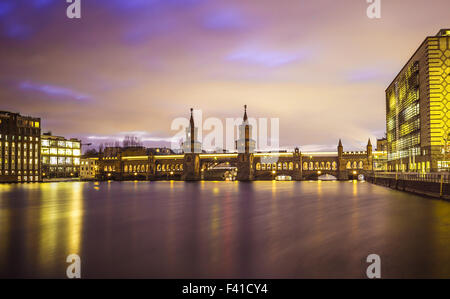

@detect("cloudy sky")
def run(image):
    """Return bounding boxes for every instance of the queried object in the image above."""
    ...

[0,0,449,151]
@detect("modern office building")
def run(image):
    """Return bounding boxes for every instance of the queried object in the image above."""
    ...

[0,111,41,183]
[41,133,81,178]
[386,29,450,172]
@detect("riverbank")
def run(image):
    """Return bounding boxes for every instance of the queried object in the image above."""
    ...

[366,175,450,201]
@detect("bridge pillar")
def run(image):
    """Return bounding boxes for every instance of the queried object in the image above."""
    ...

[236,153,254,181]
[182,153,201,181]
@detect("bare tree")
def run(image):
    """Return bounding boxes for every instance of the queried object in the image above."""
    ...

[123,135,142,148]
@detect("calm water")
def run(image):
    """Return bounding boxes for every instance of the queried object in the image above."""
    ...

[1,181,450,278]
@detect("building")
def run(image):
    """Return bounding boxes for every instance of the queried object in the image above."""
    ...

[376,138,387,152]
[80,157,99,180]
[41,133,81,178]
[386,29,450,172]
[0,111,41,183]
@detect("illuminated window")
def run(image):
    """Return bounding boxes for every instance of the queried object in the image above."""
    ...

[256,163,261,170]
[66,149,72,155]
[288,162,293,170]
[50,157,57,165]
[73,149,80,156]
[303,162,308,170]
[74,158,80,165]
[50,148,57,155]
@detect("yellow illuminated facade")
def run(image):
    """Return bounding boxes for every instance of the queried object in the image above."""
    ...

[80,157,98,180]
[0,111,41,183]
[386,29,450,172]
[41,134,81,178]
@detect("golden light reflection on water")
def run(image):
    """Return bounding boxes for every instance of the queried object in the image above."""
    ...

[67,182,83,255]
[35,183,84,271]
[38,183,58,270]
[209,198,221,266]
[0,206,10,268]
[352,180,358,197]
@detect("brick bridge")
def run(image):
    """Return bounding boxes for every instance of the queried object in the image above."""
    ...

[98,107,381,181]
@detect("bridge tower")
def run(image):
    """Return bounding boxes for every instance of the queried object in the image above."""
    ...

[236,105,255,181]
[182,108,201,181]
[337,139,347,180]
[366,138,373,172]
[293,147,302,180]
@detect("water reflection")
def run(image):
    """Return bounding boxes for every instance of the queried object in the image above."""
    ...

[0,181,449,278]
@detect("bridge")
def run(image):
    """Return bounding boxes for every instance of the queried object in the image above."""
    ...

[97,107,386,181]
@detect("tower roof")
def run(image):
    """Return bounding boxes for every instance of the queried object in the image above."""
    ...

[367,138,372,146]
[243,105,248,122]
[189,108,194,128]
[338,139,342,147]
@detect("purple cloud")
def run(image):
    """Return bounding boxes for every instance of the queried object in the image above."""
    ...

[19,81,92,101]
[203,9,246,30]
[227,48,310,67]
[0,1,14,17]
[346,69,388,83]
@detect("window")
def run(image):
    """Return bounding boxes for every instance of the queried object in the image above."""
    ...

[50,157,57,165]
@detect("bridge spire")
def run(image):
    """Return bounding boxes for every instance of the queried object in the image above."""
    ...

[243,104,248,122]
[189,108,194,127]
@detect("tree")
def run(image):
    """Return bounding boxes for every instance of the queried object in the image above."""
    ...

[123,135,142,148]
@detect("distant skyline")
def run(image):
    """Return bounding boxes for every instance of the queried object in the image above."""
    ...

[0,0,449,151]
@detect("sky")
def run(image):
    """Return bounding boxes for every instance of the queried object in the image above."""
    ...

[0,0,449,152]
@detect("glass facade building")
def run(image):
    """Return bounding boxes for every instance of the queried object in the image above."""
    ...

[386,29,450,172]
[41,134,81,178]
